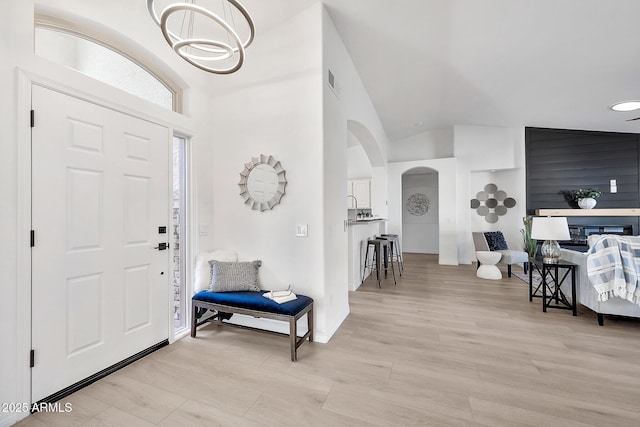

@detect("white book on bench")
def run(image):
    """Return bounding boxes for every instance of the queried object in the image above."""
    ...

[263,290,297,304]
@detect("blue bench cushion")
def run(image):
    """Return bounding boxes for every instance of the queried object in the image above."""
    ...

[193,290,313,316]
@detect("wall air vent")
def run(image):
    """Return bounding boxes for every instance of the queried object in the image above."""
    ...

[328,69,341,99]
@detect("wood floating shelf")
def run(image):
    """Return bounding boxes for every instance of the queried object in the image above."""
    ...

[535,208,640,217]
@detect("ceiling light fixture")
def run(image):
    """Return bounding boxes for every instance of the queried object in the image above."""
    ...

[610,101,640,112]
[147,0,255,74]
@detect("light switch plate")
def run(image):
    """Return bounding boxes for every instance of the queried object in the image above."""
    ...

[199,223,209,236]
[296,224,308,237]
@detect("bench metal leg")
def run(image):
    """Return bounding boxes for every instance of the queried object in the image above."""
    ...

[290,317,297,361]
[191,301,197,338]
[291,306,315,361]
[308,305,314,342]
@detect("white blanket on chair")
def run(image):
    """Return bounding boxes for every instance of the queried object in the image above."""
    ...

[587,235,640,305]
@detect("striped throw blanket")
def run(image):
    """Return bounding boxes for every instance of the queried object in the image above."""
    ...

[587,235,640,305]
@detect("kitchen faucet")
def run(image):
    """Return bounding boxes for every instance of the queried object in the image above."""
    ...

[347,195,358,210]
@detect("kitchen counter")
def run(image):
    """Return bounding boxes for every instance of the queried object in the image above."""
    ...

[347,218,387,225]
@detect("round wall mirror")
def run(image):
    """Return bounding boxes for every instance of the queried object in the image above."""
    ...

[239,154,287,211]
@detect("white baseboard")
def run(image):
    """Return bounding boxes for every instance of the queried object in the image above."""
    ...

[320,305,350,343]
[226,314,306,336]
[205,302,351,345]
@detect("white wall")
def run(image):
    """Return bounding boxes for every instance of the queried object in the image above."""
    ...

[454,125,526,264]
[0,3,29,424]
[469,170,526,253]
[347,144,372,179]
[322,47,350,339]
[321,6,391,336]
[323,13,390,220]
[454,125,518,171]
[203,4,391,342]
[389,128,454,162]
[206,5,332,339]
[402,172,439,253]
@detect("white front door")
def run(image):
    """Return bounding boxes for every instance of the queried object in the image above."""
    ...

[31,85,170,402]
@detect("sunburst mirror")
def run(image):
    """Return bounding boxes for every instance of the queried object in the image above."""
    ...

[239,154,287,211]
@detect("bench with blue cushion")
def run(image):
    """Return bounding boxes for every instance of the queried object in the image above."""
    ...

[191,290,314,361]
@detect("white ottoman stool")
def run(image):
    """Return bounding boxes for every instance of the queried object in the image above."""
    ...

[476,251,502,280]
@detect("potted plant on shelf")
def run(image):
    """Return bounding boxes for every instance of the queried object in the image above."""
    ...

[567,188,602,209]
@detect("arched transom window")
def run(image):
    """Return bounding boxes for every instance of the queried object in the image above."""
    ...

[35,25,176,111]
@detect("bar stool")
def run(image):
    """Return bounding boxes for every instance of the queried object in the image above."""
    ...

[376,235,401,277]
[362,238,397,288]
[380,233,403,273]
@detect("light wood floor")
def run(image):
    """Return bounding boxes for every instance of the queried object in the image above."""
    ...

[16,253,640,426]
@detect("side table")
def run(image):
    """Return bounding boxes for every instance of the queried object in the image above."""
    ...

[528,257,577,316]
[476,251,502,280]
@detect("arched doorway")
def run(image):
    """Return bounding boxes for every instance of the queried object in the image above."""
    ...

[346,120,385,214]
[402,167,439,254]
[345,120,387,290]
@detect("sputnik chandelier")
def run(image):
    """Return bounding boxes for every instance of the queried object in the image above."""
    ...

[147,0,255,74]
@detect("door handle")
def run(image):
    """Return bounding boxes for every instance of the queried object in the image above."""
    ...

[154,242,169,250]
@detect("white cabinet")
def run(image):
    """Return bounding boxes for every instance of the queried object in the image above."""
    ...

[347,179,371,208]
[353,180,371,208]
[347,181,355,208]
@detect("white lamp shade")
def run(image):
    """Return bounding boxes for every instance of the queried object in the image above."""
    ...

[531,216,570,241]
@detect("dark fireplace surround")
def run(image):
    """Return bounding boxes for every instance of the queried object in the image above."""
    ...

[563,224,633,251]
[526,127,640,250]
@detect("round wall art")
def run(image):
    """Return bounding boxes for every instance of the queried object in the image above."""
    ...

[406,193,430,216]
[470,183,516,223]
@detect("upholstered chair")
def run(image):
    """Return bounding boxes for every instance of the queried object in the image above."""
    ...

[472,231,529,277]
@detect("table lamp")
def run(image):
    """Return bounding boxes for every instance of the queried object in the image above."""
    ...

[531,216,570,263]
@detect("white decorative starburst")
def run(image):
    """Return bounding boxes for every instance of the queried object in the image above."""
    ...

[238,155,287,211]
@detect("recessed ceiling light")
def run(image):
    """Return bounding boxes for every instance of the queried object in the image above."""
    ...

[610,101,640,112]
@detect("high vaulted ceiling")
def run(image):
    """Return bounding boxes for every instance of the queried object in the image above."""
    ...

[245,0,640,142]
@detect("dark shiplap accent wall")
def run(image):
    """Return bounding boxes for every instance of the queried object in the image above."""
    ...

[526,127,640,233]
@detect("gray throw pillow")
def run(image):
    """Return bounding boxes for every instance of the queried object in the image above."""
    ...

[209,260,261,292]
